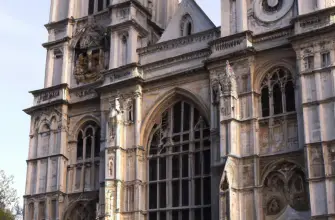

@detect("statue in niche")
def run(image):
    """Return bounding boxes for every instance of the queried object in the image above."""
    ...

[108,157,114,178]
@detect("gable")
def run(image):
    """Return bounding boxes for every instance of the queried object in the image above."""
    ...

[158,0,215,43]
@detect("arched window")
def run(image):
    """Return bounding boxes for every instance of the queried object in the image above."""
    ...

[260,68,295,117]
[180,14,193,37]
[74,121,100,192]
[186,22,192,36]
[148,101,211,220]
[76,122,100,161]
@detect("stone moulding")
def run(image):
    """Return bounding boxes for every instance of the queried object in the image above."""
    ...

[293,7,335,35]
[137,28,220,56]
[142,48,211,73]
[30,83,68,107]
[209,31,253,58]
[104,63,143,84]
[252,26,293,43]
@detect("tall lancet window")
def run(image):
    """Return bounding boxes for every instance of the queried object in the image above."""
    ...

[180,14,193,36]
[73,121,100,192]
[261,68,295,117]
[121,35,128,66]
[148,101,211,220]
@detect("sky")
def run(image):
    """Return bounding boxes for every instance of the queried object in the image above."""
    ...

[0,0,220,206]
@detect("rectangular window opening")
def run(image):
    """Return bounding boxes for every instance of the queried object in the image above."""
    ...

[322,52,330,67]
[88,0,95,15]
[149,184,157,209]
[182,180,189,206]
[98,0,104,11]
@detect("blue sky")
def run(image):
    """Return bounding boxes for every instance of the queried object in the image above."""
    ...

[0,0,220,205]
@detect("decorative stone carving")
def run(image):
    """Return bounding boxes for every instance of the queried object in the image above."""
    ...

[72,18,109,84]
[263,162,309,216]
[310,147,324,178]
[253,0,294,23]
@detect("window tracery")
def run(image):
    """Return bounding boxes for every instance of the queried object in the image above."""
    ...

[262,162,309,216]
[148,101,211,220]
[260,68,295,117]
[73,121,100,192]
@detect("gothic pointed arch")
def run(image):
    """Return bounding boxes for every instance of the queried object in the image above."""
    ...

[147,97,212,220]
[68,118,101,193]
[140,88,209,148]
[70,114,100,142]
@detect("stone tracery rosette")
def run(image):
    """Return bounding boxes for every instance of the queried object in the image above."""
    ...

[253,0,294,23]
[262,162,309,217]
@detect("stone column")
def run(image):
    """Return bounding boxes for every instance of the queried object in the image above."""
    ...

[61,43,70,84]
[317,0,325,9]
[134,87,142,146]
[236,0,248,32]
[128,27,139,64]
[221,0,231,37]
[109,32,118,69]
[44,50,54,88]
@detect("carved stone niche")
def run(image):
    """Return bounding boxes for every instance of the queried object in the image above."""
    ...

[262,162,309,218]
[71,18,110,85]
[327,144,335,175]
[308,147,325,178]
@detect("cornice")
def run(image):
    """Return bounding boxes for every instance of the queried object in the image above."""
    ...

[289,23,335,42]
[108,19,149,37]
[23,100,68,115]
[108,0,152,17]
[252,25,293,43]
[208,30,253,46]
[142,48,211,73]
[291,6,335,23]
[26,154,68,163]
[144,65,207,84]
[44,18,71,30]
[42,37,71,49]
[29,83,68,95]
[137,27,220,56]
[24,190,67,199]
[205,47,256,67]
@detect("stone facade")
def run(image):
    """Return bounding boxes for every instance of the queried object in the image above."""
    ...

[23,0,335,219]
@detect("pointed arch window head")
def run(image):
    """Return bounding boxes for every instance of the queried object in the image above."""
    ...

[76,122,100,161]
[180,14,193,37]
[260,68,295,117]
[148,101,211,220]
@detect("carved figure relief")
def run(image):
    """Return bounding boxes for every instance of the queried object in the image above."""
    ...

[310,147,324,178]
[72,18,109,84]
[108,156,114,178]
[263,162,309,216]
